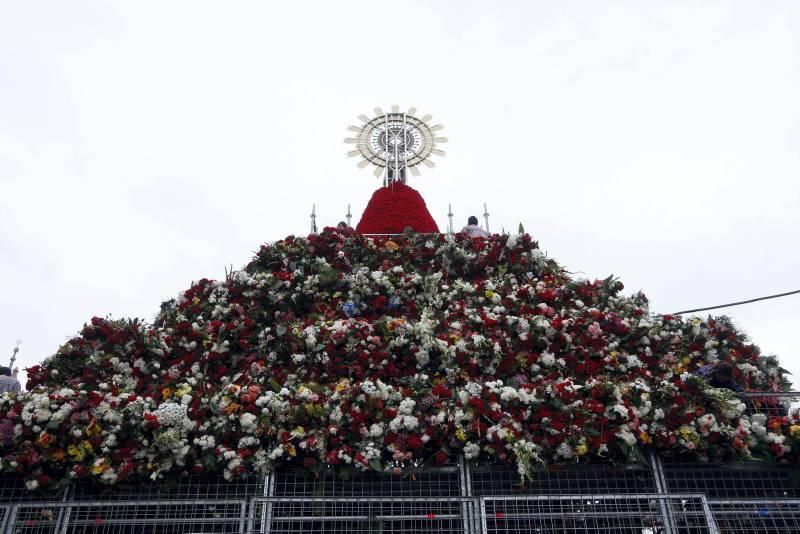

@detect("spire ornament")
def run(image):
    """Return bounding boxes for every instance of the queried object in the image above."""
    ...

[344,106,447,185]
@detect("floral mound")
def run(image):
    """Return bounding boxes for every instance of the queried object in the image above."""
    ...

[356,182,439,234]
[2,230,798,492]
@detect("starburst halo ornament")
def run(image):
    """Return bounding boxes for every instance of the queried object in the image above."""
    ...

[344,105,447,184]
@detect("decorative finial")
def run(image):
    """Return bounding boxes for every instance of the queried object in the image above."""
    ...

[10,339,20,370]
[344,106,447,185]
[310,204,317,234]
[346,204,352,227]
[447,203,454,234]
[483,203,490,234]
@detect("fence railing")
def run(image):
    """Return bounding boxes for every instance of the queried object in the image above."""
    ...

[0,494,722,534]
[3,455,800,533]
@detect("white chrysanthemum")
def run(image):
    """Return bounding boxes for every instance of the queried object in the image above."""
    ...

[398,398,416,415]
[154,402,187,426]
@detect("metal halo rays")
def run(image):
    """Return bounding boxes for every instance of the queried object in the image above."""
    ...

[344,106,447,181]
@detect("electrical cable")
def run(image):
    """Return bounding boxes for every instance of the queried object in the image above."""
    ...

[672,289,800,315]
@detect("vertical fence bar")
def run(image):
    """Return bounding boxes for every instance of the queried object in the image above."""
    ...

[459,455,480,533]
[649,453,676,533]
[700,496,722,534]
[239,499,247,534]
[57,484,73,534]
[260,471,276,534]
[3,505,17,534]
[0,506,9,534]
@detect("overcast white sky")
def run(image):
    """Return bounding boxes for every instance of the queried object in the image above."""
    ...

[1,1,799,388]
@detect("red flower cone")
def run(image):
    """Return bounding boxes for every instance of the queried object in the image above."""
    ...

[356,182,440,234]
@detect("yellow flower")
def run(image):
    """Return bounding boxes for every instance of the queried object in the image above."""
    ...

[484,290,495,299]
[91,459,109,475]
[455,428,467,442]
[576,443,589,456]
[162,388,172,400]
[335,380,349,393]
[790,425,800,438]
[286,444,297,457]
[192,297,200,305]
[86,421,102,436]
[639,431,652,444]
[67,445,85,462]
[385,241,399,251]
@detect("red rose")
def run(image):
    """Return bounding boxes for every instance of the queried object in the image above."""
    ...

[407,434,424,450]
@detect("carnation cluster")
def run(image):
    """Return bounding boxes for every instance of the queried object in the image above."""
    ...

[1,229,796,491]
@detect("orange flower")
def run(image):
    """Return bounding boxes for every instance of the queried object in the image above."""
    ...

[37,432,53,448]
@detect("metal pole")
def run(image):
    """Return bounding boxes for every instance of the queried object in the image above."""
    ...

[401,113,407,184]
[649,453,676,534]
[447,204,454,234]
[9,340,19,370]
[310,204,317,234]
[483,203,490,234]
[346,204,352,227]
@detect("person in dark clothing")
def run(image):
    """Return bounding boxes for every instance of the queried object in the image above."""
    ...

[696,361,744,393]
[461,216,489,238]
[0,366,21,394]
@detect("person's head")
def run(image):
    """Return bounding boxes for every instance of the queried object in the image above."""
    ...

[336,221,348,230]
[0,367,11,377]
[713,361,735,383]
[468,216,479,226]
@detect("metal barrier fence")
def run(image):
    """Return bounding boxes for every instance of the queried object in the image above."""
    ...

[0,495,721,534]
[2,458,799,532]
[480,494,718,534]
[742,391,800,417]
[251,496,479,534]
[708,499,800,533]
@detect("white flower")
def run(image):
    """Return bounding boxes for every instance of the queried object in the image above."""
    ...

[268,445,284,460]
[389,415,419,432]
[240,413,258,432]
[540,352,555,367]
[154,402,187,426]
[464,442,480,459]
[556,442,574,459]
[194,435,216,450]
[398,398,416,415]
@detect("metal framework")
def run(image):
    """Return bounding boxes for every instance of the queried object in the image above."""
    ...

[481,494,717,534]
[708,499,800,532]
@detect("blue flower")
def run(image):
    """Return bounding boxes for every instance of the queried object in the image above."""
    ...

[342,301,359,317]
[388,296,402,310]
